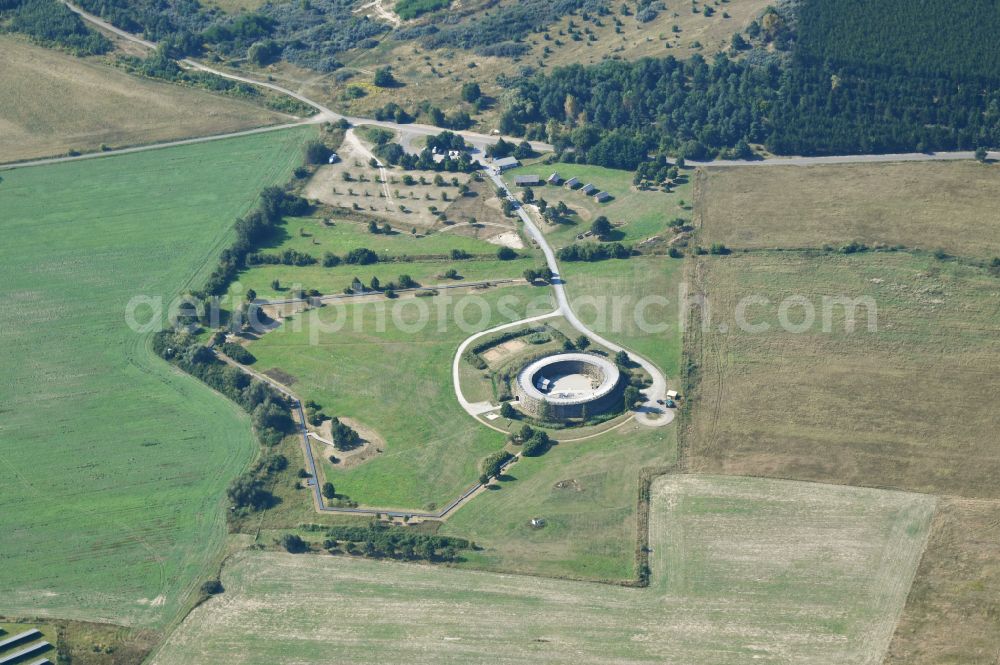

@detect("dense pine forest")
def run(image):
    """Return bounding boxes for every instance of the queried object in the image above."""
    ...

[506,0,1000,164]
[797,0,1000,82]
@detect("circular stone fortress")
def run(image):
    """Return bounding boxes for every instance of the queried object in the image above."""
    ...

[514,353,623,420]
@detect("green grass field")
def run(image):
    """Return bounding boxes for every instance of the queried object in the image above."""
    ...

[0,126,313,627]
[560,256,686,379]
[267,215,513,257]
[436,256,686,581]
[505,161,692,249]
[150,474,935,665]
[245,286,549,511]
[441,423,674,582]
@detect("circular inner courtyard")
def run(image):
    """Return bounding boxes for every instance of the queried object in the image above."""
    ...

[514,353,623,420]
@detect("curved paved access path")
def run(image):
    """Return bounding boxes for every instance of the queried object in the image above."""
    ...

[454,171,674,427]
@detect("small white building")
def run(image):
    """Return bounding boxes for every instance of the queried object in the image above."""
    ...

[666,390,680,400]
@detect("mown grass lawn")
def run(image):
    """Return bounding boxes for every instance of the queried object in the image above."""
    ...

[267,215,515,258]
[229,256,540,300]
[245,286,546,511]
[0,126,313,628]
[506,161,692,249]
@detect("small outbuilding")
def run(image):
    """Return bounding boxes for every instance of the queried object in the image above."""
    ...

[666,390,680,400]
[594,191,612,202]
[581,183,598,195]
[493,156,520,171]
[547,172,563,185]
[564,177,581,189]
[513,175,540,186]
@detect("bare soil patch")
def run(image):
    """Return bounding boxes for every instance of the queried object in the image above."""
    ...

[486,230,525,250]
[318,417,384,470]
[553,478,584,492]
[481,338,528,365]
[263,368,297,386]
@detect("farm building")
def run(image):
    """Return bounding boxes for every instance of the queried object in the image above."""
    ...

[581,183,598,195]
[513,175,540,186]
[564,177,581,189]
[594,191,612,202]
[547,172,563,184]
[493,156,520,171]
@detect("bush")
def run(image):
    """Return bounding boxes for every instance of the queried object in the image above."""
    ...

[500,402,516,419]
[305,140,332,165]
[480,450,513,481]
[521,431,551,457]
[623,385,641,409]
[200,579,224,595]
[345,247,378,264]
[280,534,308,553]
[322,482,336,499]
[497,247,518,260]
[373,66,396,87]
[221,342,256,364]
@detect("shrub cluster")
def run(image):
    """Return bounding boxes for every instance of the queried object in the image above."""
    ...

[479,450,513,484]
[324,523,471,562]
[5,0,112,54]
[556,242,631,262]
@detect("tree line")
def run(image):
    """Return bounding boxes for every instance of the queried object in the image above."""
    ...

[323,523,472,562]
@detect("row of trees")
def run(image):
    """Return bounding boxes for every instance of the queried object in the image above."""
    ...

[556,242,631,262]
[201,186,308,296]
[323,523,471,562]
[154,331,294,445]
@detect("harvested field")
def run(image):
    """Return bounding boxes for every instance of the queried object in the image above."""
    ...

[885,497,1000,664]
[696,161,1000,258]
[151,474,935,665]
[685,252,1000,499]
[0,35,285,163]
